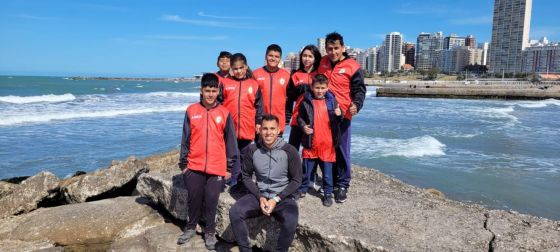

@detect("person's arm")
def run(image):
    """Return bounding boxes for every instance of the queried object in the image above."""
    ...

[350,68,367,112]
[178,111,191,171]
[276,145,302,200]
[297,98,309,130]
[241,146,261,199]
[223,114,238,173]
[285,76,296,125]
[254,88,263,125]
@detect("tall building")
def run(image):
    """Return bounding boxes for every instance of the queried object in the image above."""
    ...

[416,32,444,70]
[444,34,466,49]
[465,35,476,48]
[367,47,379,74]
[403,42,415,67]
[522,43,560,73]
[283,52,298,72]
[479,42,490,66]
[439,47,484,73]
[356,50,368,71]
[489,0,533,73]
[379,32,403,72]
[317,38,326,56]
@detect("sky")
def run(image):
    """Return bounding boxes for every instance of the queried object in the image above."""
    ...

[1,0,559,77]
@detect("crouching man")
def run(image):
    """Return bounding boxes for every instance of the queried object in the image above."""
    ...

[229,114,302,252]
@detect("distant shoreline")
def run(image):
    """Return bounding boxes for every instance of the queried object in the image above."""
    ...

[69,76,200,82]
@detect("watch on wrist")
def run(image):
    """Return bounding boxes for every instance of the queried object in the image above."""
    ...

[273,196,281,203]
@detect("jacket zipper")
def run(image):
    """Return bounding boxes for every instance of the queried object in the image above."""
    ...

[269,73,273,113]
[237,80,242,138]
[204,108,209,173]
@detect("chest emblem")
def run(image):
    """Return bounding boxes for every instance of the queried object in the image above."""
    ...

[191,114,202,120]
[248,86,253,94]
[215,116,223,124]
[339,68,346,74]
[279,78,286,85]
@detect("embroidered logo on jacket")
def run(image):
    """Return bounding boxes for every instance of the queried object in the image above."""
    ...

[257,77,266,81]
[215,116,223,124]
[248,87,253,94]
[191,114,202,120]
[339,68,346,74]
[280,78,286,85]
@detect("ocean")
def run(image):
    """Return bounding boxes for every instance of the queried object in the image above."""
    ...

[1,76,559,220]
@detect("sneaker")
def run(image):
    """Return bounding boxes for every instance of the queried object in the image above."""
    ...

[335,188,347,203]
[293,191,306,201]
[300,192,306,198]
[177,229,196,245]
[204,233,218,250]
[322,196,333,207]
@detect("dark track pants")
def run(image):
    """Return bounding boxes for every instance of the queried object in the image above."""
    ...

[183,169,224,235]
[301,158,334,197]
[288,125,303,150]
[229,194,299,252]
[228,139,253,186]
[335,118,352,189]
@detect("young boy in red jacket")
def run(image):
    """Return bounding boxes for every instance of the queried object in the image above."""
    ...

[177,73,238,250]
[297,74,342,207]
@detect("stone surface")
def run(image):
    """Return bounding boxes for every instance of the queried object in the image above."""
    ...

[136,172,188,220]
[0,196,164,248]
[0,240,58,252]
[142,150,180,174]
[138,163,560,252]
[487,210,560,252]
[0,171,59,219]
[0,181,16,199]
[59,157,149,203]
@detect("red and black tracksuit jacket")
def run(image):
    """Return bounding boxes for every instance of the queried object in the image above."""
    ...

[297,90,342,162]
[285,70,317,126]
[317,56,366,120]
[221,76,263,141]
[215,71,230,103]
[253,66,291,132]
[179,102,238,177]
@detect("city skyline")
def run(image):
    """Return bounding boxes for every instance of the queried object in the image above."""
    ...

[1,0,559,77]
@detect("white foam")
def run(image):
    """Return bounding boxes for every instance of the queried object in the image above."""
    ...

[0,105,188,126]
[146,92,200,98]
[478,106,519,123]
[352,135,446,158]
[0,94,76,104]
[514,99,560,108]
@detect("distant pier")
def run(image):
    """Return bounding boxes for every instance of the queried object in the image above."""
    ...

[371,80,560,100]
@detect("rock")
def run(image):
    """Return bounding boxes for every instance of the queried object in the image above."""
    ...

[425,188,445,198]
[0,240,58,252]
[59,157,149,203]
[142,150,179,174]
[0,171,59,219]
[486,210,560,251]
[136,172,188,220]
[138,164,560,251]
[0,181,16,199]
[0,197,165,248]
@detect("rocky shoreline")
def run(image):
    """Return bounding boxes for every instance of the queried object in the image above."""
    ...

[1,150,559,251]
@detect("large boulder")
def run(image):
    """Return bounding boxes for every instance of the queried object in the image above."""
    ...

[136,172,188,220]
[0,240,59,252]
[59,157,149,203]
[0,197,164,248]
[137,165,560,251]
[487,210,560,251]
[0,171,59,219]
[142,150,179,174]
[0,181,17,199]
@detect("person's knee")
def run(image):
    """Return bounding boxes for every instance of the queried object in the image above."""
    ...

[229,204,244,221]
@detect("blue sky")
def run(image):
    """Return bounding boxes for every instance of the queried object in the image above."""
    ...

[1,0,559,77]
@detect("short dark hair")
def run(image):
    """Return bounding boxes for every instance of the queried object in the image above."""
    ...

[298,45,322,72]
[312,74,329,86]
[217,51,231,61]
[201,73,219,88]
[266,44,282,56]
[326,32,344,46]
[261,114,279,125]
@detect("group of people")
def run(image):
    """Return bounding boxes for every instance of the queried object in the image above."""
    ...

[177,32,366,251]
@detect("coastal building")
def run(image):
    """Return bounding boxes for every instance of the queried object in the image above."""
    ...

[356,50,368,71]
[444,34,466,50]
[317,38,326,56]
[489,0,533,73]
[367,47,379,74]
[439,46,484,73]
[416,32,444,70]
[283,52,298,72]
[465,35,476,48]
[403,42,416,67]
[479,42,490,66]
[379,32,403,72]
[522,43,560,73]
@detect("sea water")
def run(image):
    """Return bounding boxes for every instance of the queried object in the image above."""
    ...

[1,76,559,220]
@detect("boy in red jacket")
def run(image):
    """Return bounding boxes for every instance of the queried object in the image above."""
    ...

[297,74,342,207]
[177,73,238,250]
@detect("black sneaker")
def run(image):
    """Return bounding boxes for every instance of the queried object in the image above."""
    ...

[177,229,196,245]
[300,192,306,198]
[335,188,347,203]
[322,196,333,207]
[204,233,218,250]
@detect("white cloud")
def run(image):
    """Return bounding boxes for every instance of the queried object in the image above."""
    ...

[161,14,258,29]
[197,11,256,20]
[449,16,492,25]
